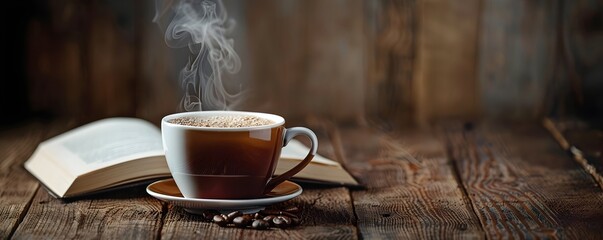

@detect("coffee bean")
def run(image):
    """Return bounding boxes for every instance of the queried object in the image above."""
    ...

[212,215,228,227]
[284,207,300,214]
[226,211,242,222]
[227,211,242,219]
[263,215,276,226]
[209,208,304,229]
[251,219,270,230]
[279,215,292,225]
[233,216,252,228]
[272,216,290,228]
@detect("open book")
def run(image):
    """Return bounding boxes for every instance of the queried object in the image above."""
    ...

[24,118,358,198]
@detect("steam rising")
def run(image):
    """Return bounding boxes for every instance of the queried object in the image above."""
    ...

[154,0,241,111]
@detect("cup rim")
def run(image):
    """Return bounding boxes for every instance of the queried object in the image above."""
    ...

[161,111,285,132]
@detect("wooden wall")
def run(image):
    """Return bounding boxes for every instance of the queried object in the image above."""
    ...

[244,0,366,123]
[478,1,559,120]
[18,0,603,126]
[413,0,481,126]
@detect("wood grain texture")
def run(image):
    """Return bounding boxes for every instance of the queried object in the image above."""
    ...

[0,123,46,239]
[446,123,603,239]
[478,0,559,119]
[245,0,365,123]
[337,127,483,239]
[5,120,164,239]
[12,185,164,239]
[0,120,78,239]
[160,187,356,240]
[21,1,602,125]
[364,0,417,127]
[414,0,481,125]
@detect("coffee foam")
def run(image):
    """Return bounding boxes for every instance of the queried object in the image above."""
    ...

[169,115,274,128]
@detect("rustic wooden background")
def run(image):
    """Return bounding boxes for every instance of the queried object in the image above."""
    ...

[2,0,602,127]
[1,1,603,238]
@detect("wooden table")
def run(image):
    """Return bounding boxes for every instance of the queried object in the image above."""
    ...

[2,119,603,239]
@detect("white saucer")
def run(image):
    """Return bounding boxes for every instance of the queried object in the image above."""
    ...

[146,178,302,214]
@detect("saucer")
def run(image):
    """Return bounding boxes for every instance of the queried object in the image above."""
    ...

[146,178,302,214]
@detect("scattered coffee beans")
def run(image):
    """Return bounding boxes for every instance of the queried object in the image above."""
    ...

[209,206,301,230]
[272,216,289,228]
[226,211,242,222]
[262,215,276,225]
[212,215,228,227]
[284,207,300,214]
[251,219,270,230]
[233,216,253,228]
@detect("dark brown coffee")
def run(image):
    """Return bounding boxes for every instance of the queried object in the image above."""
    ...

[168,125,285,199]
[168,115,274,128]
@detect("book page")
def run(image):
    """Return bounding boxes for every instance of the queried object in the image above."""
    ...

[281,140,339,166]
[43,118,164,173]
[279,140,358,185]
[62,124,162,165]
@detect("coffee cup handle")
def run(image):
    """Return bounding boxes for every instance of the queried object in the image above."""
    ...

[264,127,318,193]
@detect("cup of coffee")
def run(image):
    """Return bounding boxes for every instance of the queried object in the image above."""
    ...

[161,111,317,199]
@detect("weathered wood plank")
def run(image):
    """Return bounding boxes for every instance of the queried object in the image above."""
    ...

[337,127,483,239]
[160,187,356,240]
[0,120,78,239]
[9,120,164,239]
[159,121,357,239]
[13,185,164,239]
[26,1,143,121]
[0,123,46,239]
[478,0,559,119]
[245,0,365,122]
[414,0,481,125]
[364,0,417,127]
[86,1,139,120]
[447,123,603,239]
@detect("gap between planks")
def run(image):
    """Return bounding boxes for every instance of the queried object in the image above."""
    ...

[155,202,168,240]
[7,184,40,240]
[442,125,487,239]
[330,123,484,239]
[322,122,363,240]
[446,122,603,239]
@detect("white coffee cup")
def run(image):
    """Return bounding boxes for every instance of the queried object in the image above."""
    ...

[161,111,317,199]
